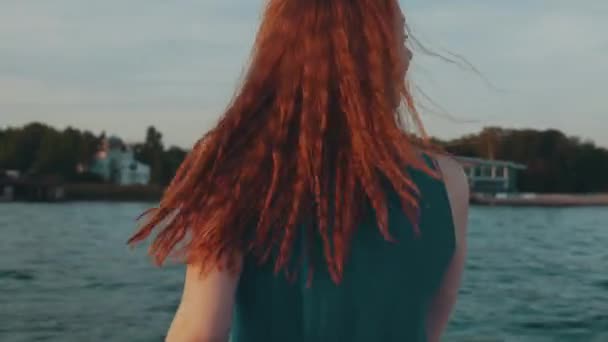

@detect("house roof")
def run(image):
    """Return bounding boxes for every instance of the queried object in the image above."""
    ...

[453,156,527,170]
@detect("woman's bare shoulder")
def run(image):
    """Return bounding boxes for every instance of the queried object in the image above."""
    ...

[425,154,469,342]
[434,155,469,241]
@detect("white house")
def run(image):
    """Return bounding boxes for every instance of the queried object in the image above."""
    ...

[90,136,151,185]
[454,156,526,194]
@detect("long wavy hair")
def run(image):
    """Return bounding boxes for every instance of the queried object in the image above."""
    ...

[129,0,439,283]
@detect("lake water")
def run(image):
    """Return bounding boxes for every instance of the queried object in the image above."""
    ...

[1,203,607,341]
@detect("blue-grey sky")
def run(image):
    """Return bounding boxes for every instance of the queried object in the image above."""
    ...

[1,1,606,148]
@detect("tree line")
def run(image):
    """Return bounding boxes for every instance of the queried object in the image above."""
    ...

[440,127,608,193]
[0,123,187,186]
[1,123,607,193]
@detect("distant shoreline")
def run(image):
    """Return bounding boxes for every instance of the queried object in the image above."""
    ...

[471,193,608,207]
[3,185,608,208]
[63,183,164,202]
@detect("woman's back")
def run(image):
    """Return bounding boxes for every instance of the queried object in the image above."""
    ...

[232,158,457,342]
[128,1,469,341]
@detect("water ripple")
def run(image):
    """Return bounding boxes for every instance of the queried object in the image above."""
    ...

[1,203,607,341]
[594,280,608,290]
[0,269,35,281]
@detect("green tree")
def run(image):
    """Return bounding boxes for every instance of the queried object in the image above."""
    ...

[0,123,102,181]
[440,127,608,193]
[161,146,188,186]
[134,126,165,185]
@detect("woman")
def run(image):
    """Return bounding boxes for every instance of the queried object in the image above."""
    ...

[129,0,468,341]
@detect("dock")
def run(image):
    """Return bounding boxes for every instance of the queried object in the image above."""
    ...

[471,193,608,207]
[0,174,65,202]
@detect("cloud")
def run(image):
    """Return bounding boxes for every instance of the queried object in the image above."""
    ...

[0,0,606,147]
[0,0,263,147]
[406,1,608,146]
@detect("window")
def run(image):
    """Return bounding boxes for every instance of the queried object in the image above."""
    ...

[474,166,482,177]
[495,166,505,178]
[481,166,492,177]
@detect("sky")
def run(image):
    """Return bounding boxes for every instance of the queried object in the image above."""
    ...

[1,0,606,148]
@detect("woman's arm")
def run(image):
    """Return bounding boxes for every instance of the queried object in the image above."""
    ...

[426,155,470,342]
[166,260,242,342]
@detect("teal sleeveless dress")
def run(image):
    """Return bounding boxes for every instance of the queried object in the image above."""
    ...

[231,159,456,342]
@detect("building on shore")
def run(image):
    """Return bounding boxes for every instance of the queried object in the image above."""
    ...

[89,136,151,186]
[0,170,65,202]
[0,170,16,201]
[453,156,527,194]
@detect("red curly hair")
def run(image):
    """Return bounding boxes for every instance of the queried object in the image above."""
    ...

[129,0,439,283]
